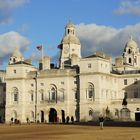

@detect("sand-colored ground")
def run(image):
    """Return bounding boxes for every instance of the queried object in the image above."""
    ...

[0,124,139,140]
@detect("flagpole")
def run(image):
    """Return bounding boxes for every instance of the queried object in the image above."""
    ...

[42,44,44,61]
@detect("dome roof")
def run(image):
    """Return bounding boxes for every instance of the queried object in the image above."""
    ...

[61,35,80,45]
[12,48,23,58]
[125,37,138,49]
[65,21,75,28]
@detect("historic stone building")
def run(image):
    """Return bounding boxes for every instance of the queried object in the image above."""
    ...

[4,21,140,123]
[0,70,6,122]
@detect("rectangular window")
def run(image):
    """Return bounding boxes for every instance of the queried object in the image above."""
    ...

[88,63,91,68]
[88,91,93,98]
[61,81,64,85]
[14,70,16,74]
[124,79,127,85]
[40,83,44,86]
[134,92,138,98]
[52,93,56,100]
[31,83,34,87]
[14,94,18,102]
[31,94,34,101]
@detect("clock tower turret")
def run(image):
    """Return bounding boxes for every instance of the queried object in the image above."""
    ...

[58,19,81,68]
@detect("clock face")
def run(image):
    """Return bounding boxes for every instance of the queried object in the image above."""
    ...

[64,46,69,54]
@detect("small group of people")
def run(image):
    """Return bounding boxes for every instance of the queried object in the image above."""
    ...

[66,116,74,124]
[10,118,21,125]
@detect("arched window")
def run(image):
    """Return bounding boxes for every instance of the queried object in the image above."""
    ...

[87,83,94,99]
[128,49,131,54]
[51,87,56,100]
[89,109,93,116]
[13,58,16,63]
[129,58,131,63]
[49,85,57,102]
[68,29,70,34]
[88,108,94,121]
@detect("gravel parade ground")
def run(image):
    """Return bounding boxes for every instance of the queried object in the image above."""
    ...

[0,124,139,140]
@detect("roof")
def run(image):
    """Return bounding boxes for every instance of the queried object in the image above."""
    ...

[85,52,111,60]
[65,20,75,28]
[61,35,80,45]
[9,61,32,66]
[124,37,138,50]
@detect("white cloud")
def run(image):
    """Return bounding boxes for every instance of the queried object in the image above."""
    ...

[0,0,29,24]
[19,24,29,33]
[114,0,140,15]
[76,23,140,58]
[0,31,30,59]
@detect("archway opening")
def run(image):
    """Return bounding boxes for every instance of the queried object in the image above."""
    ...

[61,110,65,123]
[49,108,57,123]
[135,112,140,121]
[41,110,44,123]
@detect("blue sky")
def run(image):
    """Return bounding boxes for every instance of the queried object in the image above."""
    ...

[1,0,140,69]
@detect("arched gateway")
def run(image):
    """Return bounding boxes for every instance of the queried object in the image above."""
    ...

[49,108,57,123]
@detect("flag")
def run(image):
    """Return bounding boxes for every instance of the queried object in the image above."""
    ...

[57,44,62,49]
[36,45,42,50]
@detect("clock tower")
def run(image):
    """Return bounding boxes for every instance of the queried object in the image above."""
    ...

[123,36,140,67]
[58,20,81,68]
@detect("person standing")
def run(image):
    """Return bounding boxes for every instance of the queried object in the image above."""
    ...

[99,115,104,130]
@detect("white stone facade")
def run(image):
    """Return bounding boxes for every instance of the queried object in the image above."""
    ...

[4,21,140,123]
[0,70,6,122]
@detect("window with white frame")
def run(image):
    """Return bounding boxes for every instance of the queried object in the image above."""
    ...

[40,83,44,86]
[124,79,127,85]
[14,93,18,101]
[87,83,94,99]
[89,109,93,116]
[12,87,18,102]
[49,85,57,102]
[88,63,91,68]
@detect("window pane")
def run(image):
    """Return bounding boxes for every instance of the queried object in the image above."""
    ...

[14,94,18,101]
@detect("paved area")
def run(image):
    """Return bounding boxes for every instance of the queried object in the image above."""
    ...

[0,124,139,140]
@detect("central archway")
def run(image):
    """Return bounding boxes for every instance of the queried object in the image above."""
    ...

[49,108,57,123]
